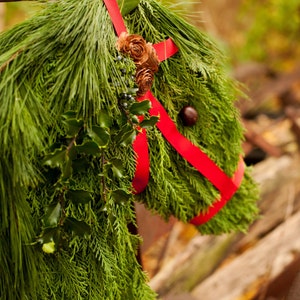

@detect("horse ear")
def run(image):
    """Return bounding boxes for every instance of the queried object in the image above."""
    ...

[117,0,140,16]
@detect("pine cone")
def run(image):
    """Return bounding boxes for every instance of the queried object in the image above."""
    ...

[135,65,155,96]
[117,32,149,65]
[117,32,159,96]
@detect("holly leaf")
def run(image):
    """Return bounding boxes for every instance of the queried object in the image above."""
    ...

[62,156,72,180]
[115,125,137,147]
[98,110,113,128]
[88,126,110,148]
[111,159,125,178]
[43,146,67,168]
[43,202,62,227]
[121,129,137,147]
[63,119,84,137]
[111,189,132,203]
[139,116,159,128]
[131,115,139,124]
[68,144,78,160]
[42,241,56,254]
[129,100,151,115]
[64,217,91,237]
[116,111,128,127]
[62,111,77,119]
[37,227,60,244]
[76,140,101,155]
[65,189,92,204]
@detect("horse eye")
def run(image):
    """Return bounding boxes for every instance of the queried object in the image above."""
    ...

[179,106,198,126]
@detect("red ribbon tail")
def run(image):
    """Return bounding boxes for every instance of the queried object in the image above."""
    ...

[132,129,150,194]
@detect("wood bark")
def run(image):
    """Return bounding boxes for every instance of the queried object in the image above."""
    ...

[191,210,300,300]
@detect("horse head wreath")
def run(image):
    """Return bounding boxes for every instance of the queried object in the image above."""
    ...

[104,0,257,228]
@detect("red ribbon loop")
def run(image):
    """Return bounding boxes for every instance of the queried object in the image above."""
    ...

[153,39,179,62]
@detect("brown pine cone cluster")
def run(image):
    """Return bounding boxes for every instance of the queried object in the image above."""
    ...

[116,32,159,96]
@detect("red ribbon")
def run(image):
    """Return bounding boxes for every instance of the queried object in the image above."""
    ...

[132,127,149,193]
[153,39,179,62]
[103,0,127,35]
[103,0,245,225]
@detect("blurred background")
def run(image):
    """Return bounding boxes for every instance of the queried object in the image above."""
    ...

[1,1,300,299]
[1,0,300,70]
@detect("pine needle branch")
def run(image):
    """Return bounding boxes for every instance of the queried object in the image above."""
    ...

[0,49,23,72]
[0,0,35,2]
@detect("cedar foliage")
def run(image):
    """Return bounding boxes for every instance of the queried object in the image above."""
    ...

[0,0,258,298]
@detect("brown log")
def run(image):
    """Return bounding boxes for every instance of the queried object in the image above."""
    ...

[235,154,300,251]
[191,210,300,300]
[149,233,236,297]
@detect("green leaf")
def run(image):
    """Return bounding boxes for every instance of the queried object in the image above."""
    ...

[64,217,91,237]
[117,0,140,16]
[43,146,67,168]
[65,189,92,204]
[131,115,139,124]
[43,202,62,227]
[63,119,84,137]
[88,126,110,148]
[129,100,151,115]
[42,241,56,254]
[98,110,113,128]
[62,157,72,180]
[37,227,60,244]
[111,189,132,203]
[48,142,62,152]
[68,144,78,160]
[139,116,159,128]
[76,140,100,155]
[117,111,128,127]
[120,128,136,147]
[103,162,113,177]
[111,159,125,178]
[115,124,137,147]
[62,111,77,119]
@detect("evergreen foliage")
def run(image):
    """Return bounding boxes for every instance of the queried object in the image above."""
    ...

[0,0,258,298]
